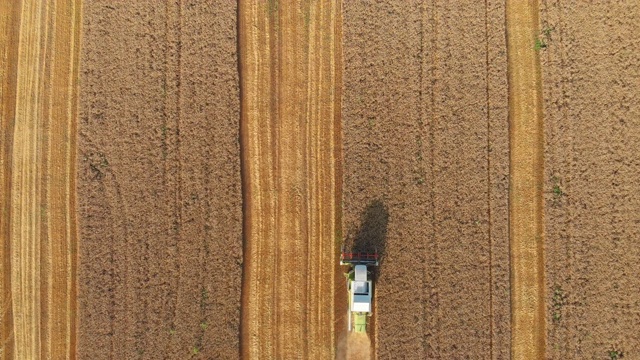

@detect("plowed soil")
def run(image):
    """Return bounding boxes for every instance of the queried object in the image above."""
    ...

[541,1,640,358]
[77,1,241,359]
[342,1,510,358]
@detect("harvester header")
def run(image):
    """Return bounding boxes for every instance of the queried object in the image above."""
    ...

[340,250,379,267]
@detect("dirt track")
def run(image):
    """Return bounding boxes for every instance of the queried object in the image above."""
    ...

[239,1,341,358]
[77,1,241,358]
[0,1,80,358]
[542,1,640,358]
[342,1,510,358]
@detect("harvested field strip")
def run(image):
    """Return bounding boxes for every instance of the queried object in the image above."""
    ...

[239,1,341,358]
[0,0,80,359]
[506,0,545,359]
[0,0,21,356]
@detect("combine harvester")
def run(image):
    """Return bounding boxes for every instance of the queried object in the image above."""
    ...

[340,246,379,333]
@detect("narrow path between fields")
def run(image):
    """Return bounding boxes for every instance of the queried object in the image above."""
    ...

[239,1,342,358]
[0,1,80,359]
[506,1,545,359]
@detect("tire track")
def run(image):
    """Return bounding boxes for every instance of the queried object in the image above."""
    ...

[160,1,182,354]
[505,1,546,359]
[0,0,80,358]
[9,2,48,357]
[239,1,341,358]
[484,1,494,357]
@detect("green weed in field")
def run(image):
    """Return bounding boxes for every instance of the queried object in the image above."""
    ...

[535,25,555,51]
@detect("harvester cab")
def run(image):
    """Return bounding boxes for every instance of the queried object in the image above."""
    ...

[340,246,379,333]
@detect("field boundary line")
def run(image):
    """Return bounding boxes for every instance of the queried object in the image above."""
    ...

[506,1,546,359]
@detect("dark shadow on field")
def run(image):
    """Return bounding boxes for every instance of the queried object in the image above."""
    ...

[345,199,389,277]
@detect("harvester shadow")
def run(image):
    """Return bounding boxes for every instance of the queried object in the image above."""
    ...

[347,199,389,278]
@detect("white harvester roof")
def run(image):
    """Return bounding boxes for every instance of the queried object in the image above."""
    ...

[353,281,369,295]
[351,265,372,313]
[352,297,371,312]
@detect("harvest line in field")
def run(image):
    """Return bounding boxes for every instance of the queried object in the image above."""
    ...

[506,0,546,358]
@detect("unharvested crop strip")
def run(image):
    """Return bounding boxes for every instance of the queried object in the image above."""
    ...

[0,1,80,358]
[506,1,545,359]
